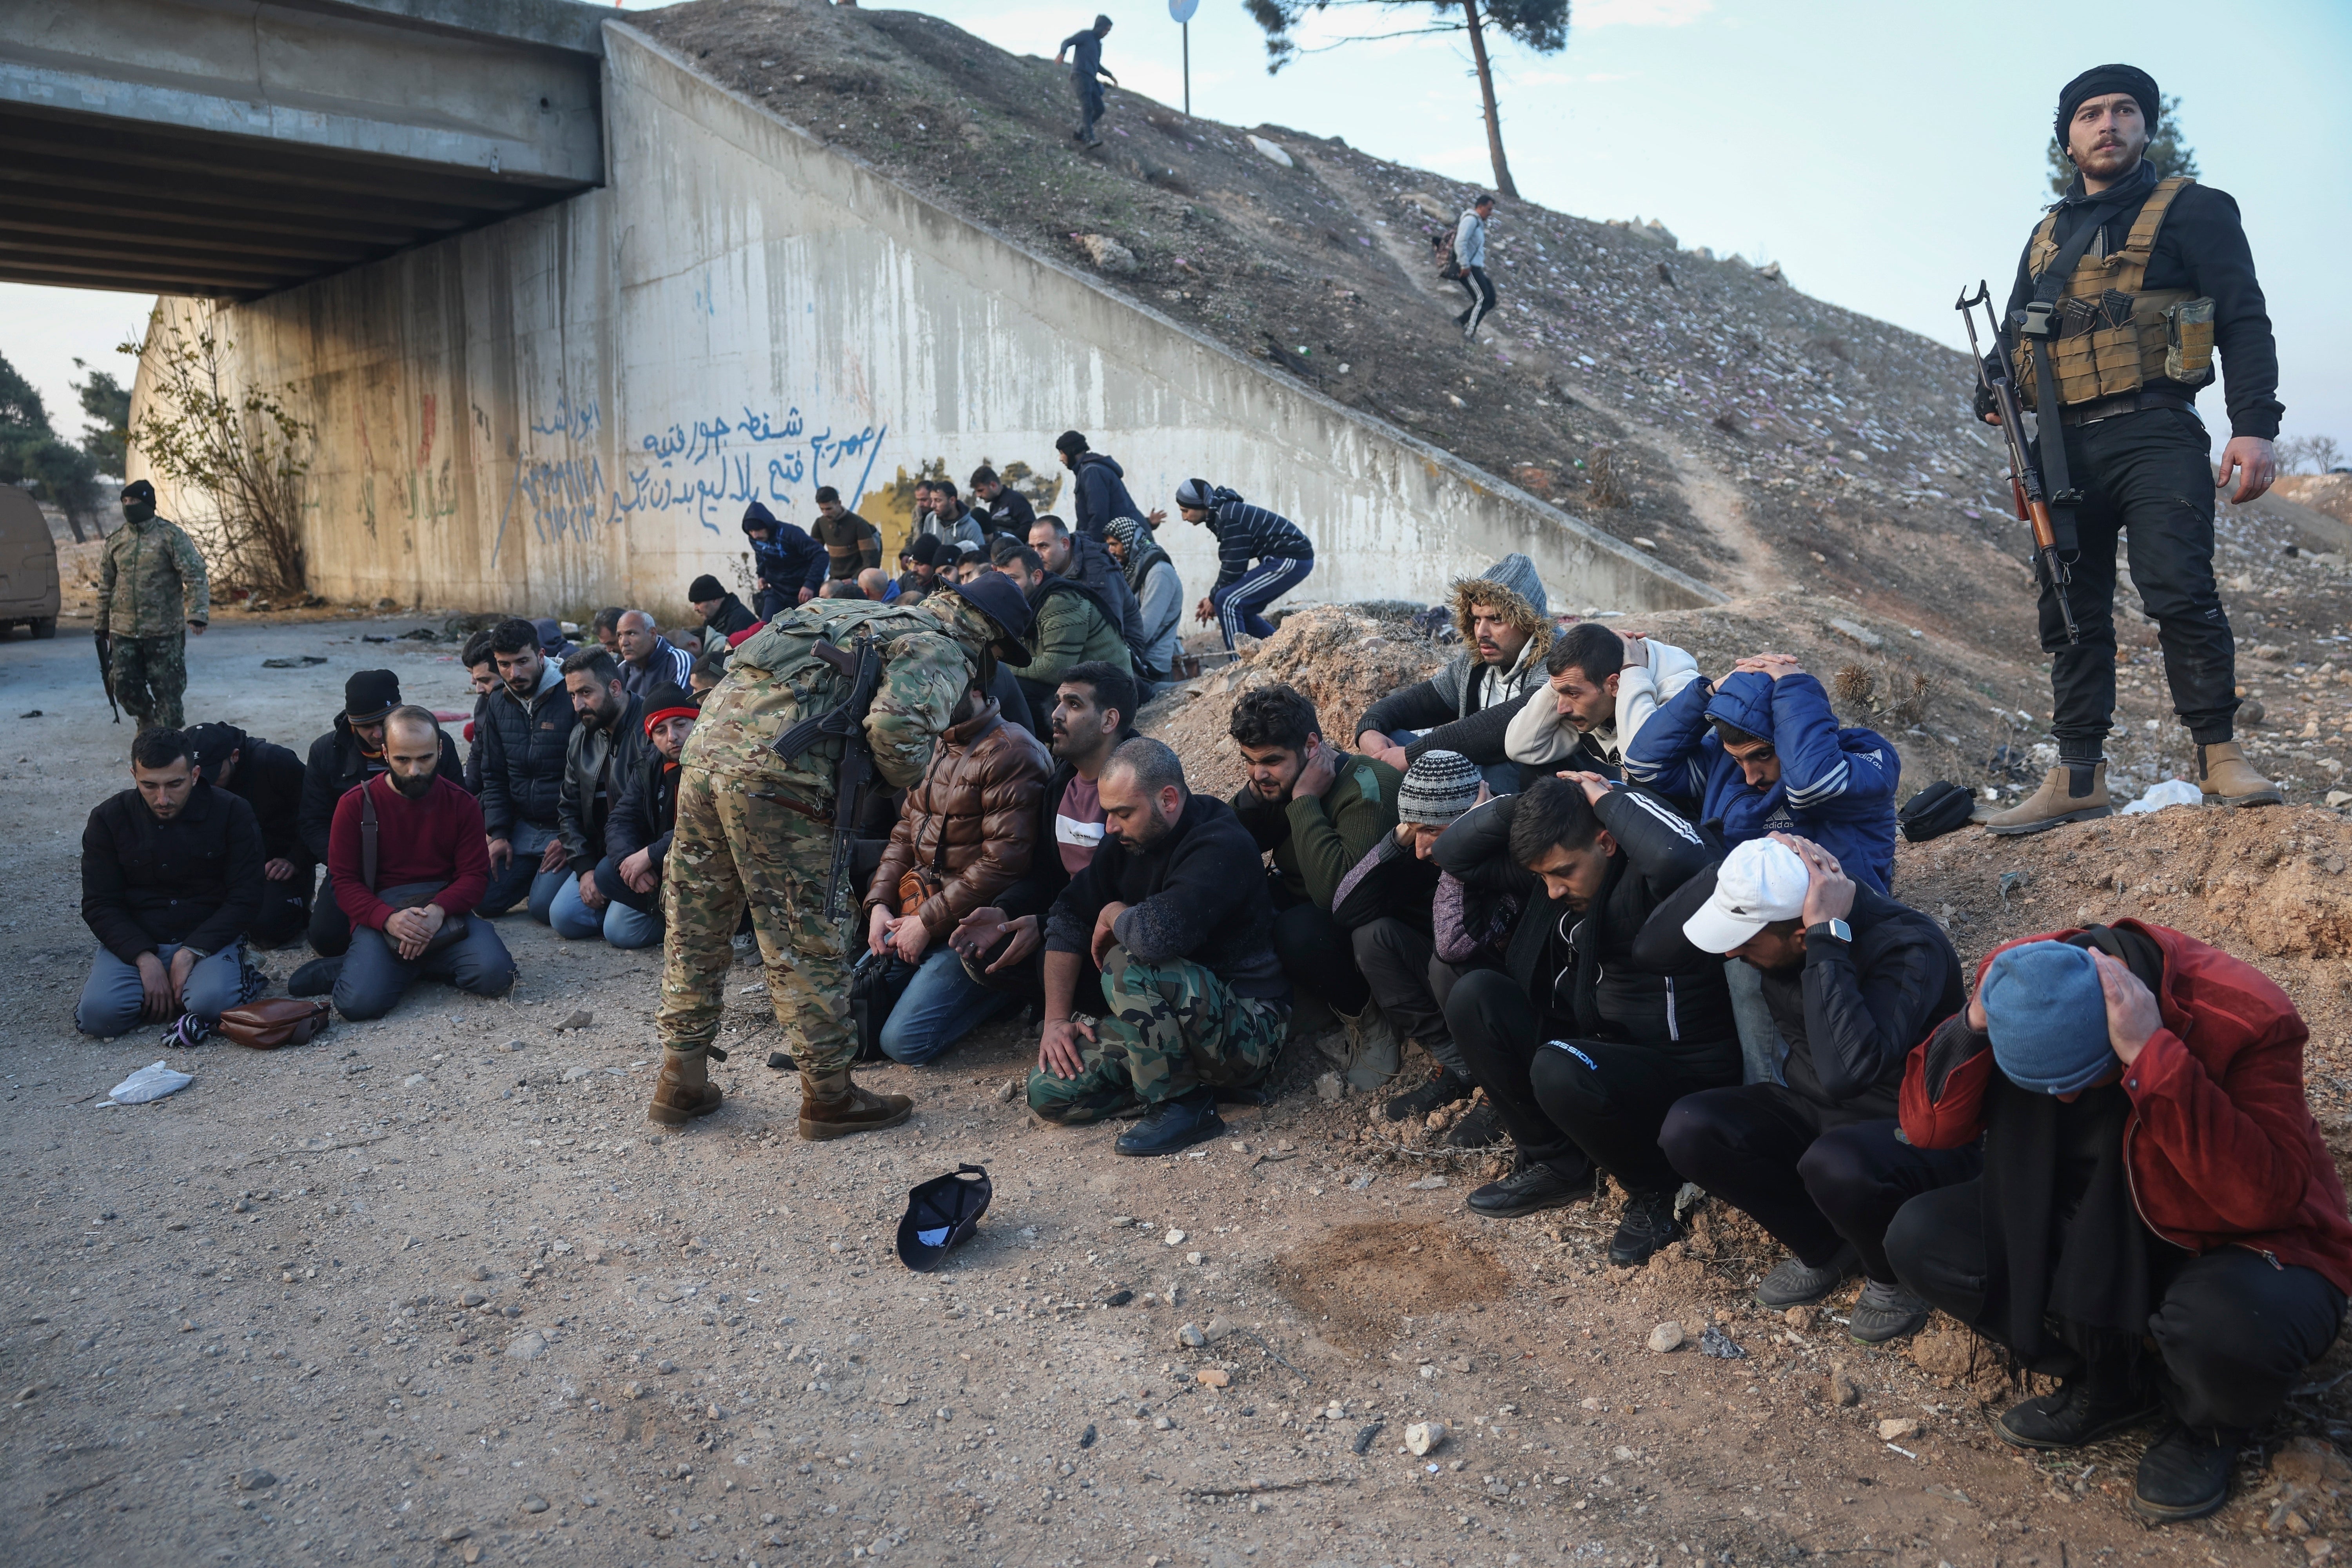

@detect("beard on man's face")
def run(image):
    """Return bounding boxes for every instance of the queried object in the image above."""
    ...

[390,767,436,799]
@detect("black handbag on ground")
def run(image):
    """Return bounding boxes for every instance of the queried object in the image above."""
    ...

[1897,780,1977,843]
[848,948,917,1065]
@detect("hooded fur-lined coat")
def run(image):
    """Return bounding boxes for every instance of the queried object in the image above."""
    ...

[1355,555,1552,768]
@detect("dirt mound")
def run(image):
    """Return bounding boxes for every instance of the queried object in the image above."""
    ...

[1270,1219,1509,1351]
[2280,474,2352,531]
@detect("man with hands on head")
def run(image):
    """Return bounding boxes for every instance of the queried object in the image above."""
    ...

[1506,622,1701,779]
[1027,738,1289,1156]
[1887,922,2352,1525]
[1655,832,1975,1344]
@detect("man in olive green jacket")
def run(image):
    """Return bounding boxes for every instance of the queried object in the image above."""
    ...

[1225,682,1409,1089]
[96,480,210,731]
[998,544,1133,733]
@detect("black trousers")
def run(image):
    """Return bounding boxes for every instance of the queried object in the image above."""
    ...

[1660,1084,1982,1282]
[1887,1180,2345,1433]
[1455,266,1497,334]
[1272,902,1369,1016]
[1445,967,1734,1189]
[2035,406,2238,753]
[252,869,313,949]
[1352,916,1463,1073]
[307,870,354,958]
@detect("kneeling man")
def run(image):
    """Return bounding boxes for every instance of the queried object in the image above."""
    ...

[1029,738,1289,1154]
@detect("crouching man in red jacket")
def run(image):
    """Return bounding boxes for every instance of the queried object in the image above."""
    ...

[1888,921,2352,1525]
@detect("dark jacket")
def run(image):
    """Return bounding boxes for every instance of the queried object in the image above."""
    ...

[701,592,760,641]
[2004,161,2281,440]
[1046,791,1288,1002]
[865,700,1052,938]
[299,715,462,868]
[1058,532,1154,670]
[979,486,1037,536]
[1202,487,1312,588]
[1021,574,1134,686]
[1905,921,2352,1296]
[1227,751,1402,913]
[597,746,684,911]
[477,661,576,836]
[1067,452,1140,541]
[556,695,648,872]
[744,506,829,598]
[1441,786,1733,1076]
[1357,643,1547,769]
[81,783,265,962]
[214,734,309,871]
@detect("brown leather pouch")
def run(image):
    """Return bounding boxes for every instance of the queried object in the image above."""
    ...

[218,998,332,1050]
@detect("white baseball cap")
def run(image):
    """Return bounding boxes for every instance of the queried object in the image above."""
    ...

[1682,838,1811,954]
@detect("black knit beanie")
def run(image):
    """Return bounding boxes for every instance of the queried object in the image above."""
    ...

[688,573,725,602]
[2054,64,2159,153]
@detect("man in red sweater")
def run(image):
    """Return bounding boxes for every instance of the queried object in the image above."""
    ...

[328,706,515,1020]
[1889,921,2352,1524]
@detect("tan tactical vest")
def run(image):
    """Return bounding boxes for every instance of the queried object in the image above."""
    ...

[2013,176,2216,409]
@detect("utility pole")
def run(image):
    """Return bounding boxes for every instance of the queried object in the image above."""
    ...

[1170,0,1197,114]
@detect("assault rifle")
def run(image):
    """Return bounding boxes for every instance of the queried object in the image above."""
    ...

[1956,280,2081,644]
[768,634,883,923]
[94,628,120,723]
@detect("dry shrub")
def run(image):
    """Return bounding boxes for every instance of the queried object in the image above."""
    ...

[1586,446,1628,508]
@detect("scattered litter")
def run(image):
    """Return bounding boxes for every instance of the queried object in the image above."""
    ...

[1351,1420,1382,1455]
[1699,1324,1748,1359]
[2120,778,2203,815]
[1407,1176,1448,1191]
[1246,134,1294,168]
[1886,1443,1918,1459]
[261,655,328,668]
[1347,1173,1376,1191]
[109,1061,193,1104]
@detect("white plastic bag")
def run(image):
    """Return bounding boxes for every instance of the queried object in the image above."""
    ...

[2120,779,2203,816]
[109,1060,193,1104]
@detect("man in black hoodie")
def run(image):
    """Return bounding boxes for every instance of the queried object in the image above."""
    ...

[1029,738,1289,1155]
[299,669,459,958]
[1656,834,1976,1343]
[1435,774,1737,1261]
[1053,430,1140,542]
[689,574,760,641]
[77,727,263,1038]
[184,722,310,949]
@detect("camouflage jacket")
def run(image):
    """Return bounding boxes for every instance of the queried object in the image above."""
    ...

[683,594,1001,802]
[96,517,210,636]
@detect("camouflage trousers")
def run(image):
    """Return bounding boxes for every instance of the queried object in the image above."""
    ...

[111,633,187,731]
[655,768,856,1074]
[1027,943,1288,1123]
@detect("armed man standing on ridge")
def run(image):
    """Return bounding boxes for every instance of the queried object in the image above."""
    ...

[95,479,209,732]
[646,572,1039,1140]
[1984,65,2283,835]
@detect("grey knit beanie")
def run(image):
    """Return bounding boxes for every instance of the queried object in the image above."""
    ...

[1398,749,1482,825]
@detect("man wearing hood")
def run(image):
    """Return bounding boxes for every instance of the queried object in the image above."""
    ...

[475,617,578,920]
[1104,516,1184,681]
[741,502,828,619]
[1053,430,1141,543]
[650,575,1038,1142]
[1167,478,1314,650]
[1507,621,1702,780]
[298,670,460,962]
[996,543,1134,733]
[186,721,312,949]
[1357,555,1552,796]
[94,479,209,732]
[1029,514,1149,675]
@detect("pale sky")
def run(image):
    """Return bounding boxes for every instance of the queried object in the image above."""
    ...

[9,0,2345,462]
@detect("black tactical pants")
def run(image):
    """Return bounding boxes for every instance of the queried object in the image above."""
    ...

[2034,406,2238,756]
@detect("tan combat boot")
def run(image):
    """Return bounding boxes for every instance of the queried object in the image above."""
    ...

[1338,1002,1401,1092]
[647,1049,724,1128]
[2196,742,2283,808]
[1986,762,2112,837]
[797,1068,913,1141]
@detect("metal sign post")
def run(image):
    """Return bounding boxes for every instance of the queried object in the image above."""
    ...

[1169,0,1197,115]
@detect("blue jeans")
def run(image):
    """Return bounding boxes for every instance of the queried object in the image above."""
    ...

[334,915,517,1021]
[878,946,1016,1065]
[549,872,662,949]
[1210,556,1312,648]
[480,822,563,918]
[76,942,251,1037]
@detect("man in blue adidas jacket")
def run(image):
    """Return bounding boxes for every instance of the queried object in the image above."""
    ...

[1623,655,1899,895]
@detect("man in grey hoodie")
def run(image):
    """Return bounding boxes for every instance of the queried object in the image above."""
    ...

[1455,194,1497,340]
[1357,554,1549,795]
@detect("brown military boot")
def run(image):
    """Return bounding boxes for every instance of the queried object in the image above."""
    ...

[797,1068,913,1141]
[1986,762,2111,837]
[647,1049,724,1128]
[2196,742,2283,808]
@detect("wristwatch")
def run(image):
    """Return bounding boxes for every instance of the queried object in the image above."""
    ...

[1807,919,1852,945]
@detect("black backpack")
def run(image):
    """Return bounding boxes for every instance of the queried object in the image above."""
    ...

[1897,780,1976,843]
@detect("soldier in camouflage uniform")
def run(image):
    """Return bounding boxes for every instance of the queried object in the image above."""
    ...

[1030,737,1292,1156]
[95,481,210,732]
[647,575,1038,1138]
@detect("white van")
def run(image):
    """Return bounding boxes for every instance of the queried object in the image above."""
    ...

[0,486,60,639]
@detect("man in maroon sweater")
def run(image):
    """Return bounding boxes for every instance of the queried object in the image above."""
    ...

[328,706,515,1020]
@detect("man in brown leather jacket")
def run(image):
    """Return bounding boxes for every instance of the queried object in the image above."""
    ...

[862,663,1053,1063]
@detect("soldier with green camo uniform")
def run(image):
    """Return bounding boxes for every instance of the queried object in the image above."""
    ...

[96,480,209,731]
[1031,737,1292,1156]
[647,575,1038,1139]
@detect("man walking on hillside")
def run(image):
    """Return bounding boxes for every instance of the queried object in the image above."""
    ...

[1984,65,2284,833]
[1055,14,1116,149]
[1454,195,1498,342]
[95,479,208,732]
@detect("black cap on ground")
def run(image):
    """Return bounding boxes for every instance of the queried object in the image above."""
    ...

[343,669,401,720]
[897,1165,993,1272]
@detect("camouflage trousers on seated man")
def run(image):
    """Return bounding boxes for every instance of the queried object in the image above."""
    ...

[111,632,187,731]
[1028,944,1288,1123]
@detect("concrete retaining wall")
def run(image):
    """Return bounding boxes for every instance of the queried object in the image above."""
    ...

[132,24,1719,620]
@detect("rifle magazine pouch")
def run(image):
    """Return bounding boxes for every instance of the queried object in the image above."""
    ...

[1898,780,1977,843]
[2165,296,2216,385]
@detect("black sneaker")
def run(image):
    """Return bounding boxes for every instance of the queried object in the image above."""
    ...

[288,957,341,998]
[1466,1161,1593,1218]
[1444,1100,1506,1150]
[1755,1243,1860,1308]
[1607,1189,1682,1266]
[1845,1280,1932,1344]
[1996,1381,2161,1451]
[1386,1068,1471,1123]
[1114,1088,1224,1156]
[2131,1423,2242,1524]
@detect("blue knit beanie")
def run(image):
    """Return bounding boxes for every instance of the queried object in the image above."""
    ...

[1981,941,2116,1095]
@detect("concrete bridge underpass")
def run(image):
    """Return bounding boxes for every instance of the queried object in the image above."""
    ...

[0,0,608,299]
